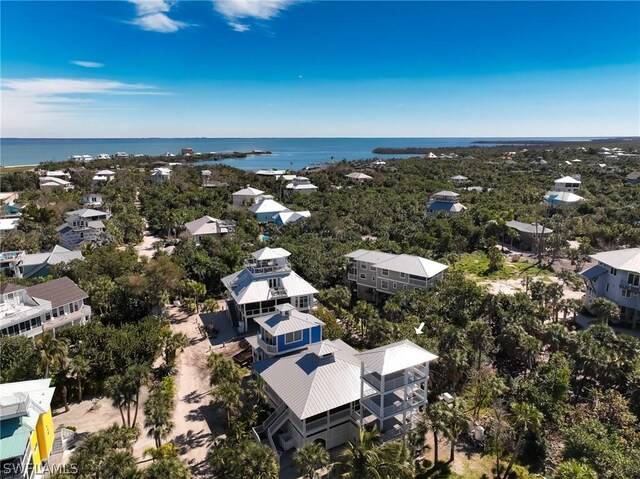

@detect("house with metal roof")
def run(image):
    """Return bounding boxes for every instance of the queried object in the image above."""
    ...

[580,248,640,329]
[80,193,103,208]
[245,303,324,361]
[0,277,91,338]
[150,167,171,184]
[426,191,467,217]
[345,172,373,182]
[232,185,265,207]
[249,196,290,223]
[505,220,553,252]
[39,176,73,192]
[284,176,318,196]
[57,209,112,250]
[184,216,235,245]
[0,379,56,478]
[221,247,318,333]
[625,171,640,185]
[0,246,83,279]
[553,175,581,192]
[346,249,448,303]
[274,210,311,228]
[543,175,584,206]
[250,338,437,453]
[450,175,469,186]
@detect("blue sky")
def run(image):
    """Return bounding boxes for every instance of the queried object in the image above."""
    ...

[2,1,639,137]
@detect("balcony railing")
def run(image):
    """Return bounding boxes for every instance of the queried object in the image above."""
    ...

[620,280,640,293]
[305,416,328,433]
[269,287,288,298]
[362,367,426,392]
[43,305,91,331]
[408,277,427,287]
[257,335,278,355]
[245,262,291,276]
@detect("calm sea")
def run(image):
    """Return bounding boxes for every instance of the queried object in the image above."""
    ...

[0,137,596,171]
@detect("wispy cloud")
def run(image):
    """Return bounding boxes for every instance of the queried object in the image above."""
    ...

[1,78,162,133]
[129,0,190,33]
[71,60,105,68]
[212,0,299,32]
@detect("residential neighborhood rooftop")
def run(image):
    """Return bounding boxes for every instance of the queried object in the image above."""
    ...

[590,248,640,274]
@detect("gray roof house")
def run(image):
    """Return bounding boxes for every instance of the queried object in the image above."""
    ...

[184,216,235,245]
[57,209,112,250]
[625,171,640,185]
[426,191,467,216]
[505,220,553,252]
[250,338,437,453]
[346,249,448,303]
[0,246,83,279]
[232,186,265,207]
[580,248,640,329]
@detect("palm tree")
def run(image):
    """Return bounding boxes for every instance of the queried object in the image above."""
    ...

[293,442,330,479]
[213,380,243,430]
[127,364,152,426]
[590,297,621,325]
[502,402,543,478]
[208,353,243,386]
[163,332,189,369]
[335,427,413,478]
[424,402,450,464]
[144,392,174,448]
[105,375,131,427]
[68,355,90,402]
[466,320,493,371]
[444,397,471,462]
[35,333,69,378]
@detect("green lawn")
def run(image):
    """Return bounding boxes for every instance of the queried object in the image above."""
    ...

[453,251,552,281]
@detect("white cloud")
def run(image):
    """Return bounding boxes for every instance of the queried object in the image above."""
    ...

[1,78,161,134]
[212,0,298,31]
[128,0,190,32]
[71,60,105,68]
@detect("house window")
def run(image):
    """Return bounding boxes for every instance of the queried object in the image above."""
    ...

[629,273,640,287]
[360,263,366,269]
[285,330,303,344]
[393,282,397,289]
[606,284,609,292]
[58,306,64,316]
[45,313,51,321]
[610,267,617,275]
[399,272,406,279]
[403,285,407,290]
[381,269,389,277]
[360,273,366,279]
[622,289,631,298]
[381,280,389,290]
[372,276,376,282]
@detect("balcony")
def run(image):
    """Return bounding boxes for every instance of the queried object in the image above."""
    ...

[408,277,427,287]
[362,367,426,392]
[245,261,291,276]
[620,280,640,293]
[269,287,288,298]
[43,305,91,331]
[257,335,278,355]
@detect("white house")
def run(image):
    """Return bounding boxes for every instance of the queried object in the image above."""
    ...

[580,248,640,329]
[80,193,103,208]
[39,176,73,192]
[543,191,584,207]
[426,191,467,216]
[221,247,318,333]
[92,169,116,184]
[256,169,286,178]
[553,176,581,192]
[250,338,437,453]
[96,153,111,160]
[284,177,318,196]
[232,186,265,207]
[249,196,290,223]
[450,175,469,186]
[346,249,448,303]
[183,216,235,245]
[151,167,171,184]
[57,208,111,250]
[0,277,91,338]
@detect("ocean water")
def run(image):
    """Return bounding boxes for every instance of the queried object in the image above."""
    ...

[0,137,596,171]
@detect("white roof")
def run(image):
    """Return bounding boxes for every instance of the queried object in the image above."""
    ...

[96,169,115,175]
[92,175,108,182]
[65,208,107,218]
[39,177,70,186]
[275,211,311,225]
[555,176,581,184]
[433,190,459,197]
[544,191,584,203]
[590,248,640,274]
[0,218,19,231]
[184,216,230,236]
[252,247,291,260]
[451,175,468,180]
[232,186,264,196]
[249,198,289,214]
[0,379,55,417]
[253,340,374,419]
[355,339,438,375]
[285,183,318,190]
[346,249,448,279]
[254,307,324,336]
[345,172,373,180]
[256,169,286,176]
[221,269,318,305]
[152,167,171,175]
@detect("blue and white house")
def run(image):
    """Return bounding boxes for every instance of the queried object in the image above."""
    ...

[249,196,290,223]
[426,191,467,216]
[246,303,323,361]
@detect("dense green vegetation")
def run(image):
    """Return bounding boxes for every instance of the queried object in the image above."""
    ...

[1,142,639,478]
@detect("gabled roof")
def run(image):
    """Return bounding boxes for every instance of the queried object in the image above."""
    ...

[20,246,83,277]
[374,254,448,279]
[345,249,397,264]
[39,177,71,185]
[254,307,324,336]
[65,208,108,218]
[25,277,88,309]
[590,248,640,274]
[184,216,224,236]
[626,171,640,180]
[555,176,581,184]
[96,169,115,175]
[355,339,438,375]
[249,198,288,214]
[253,340,373,419]
[252,247,291,260]
[232,186,264,196]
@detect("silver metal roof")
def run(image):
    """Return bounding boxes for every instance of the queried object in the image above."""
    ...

[254,308,324,336]
[506,220,553,235]
[221,269,318,305]
[345,249,448,279]
[355,339,438,375]
[252,247,291,260]
[590,248,640,274]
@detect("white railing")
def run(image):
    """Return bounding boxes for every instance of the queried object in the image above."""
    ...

[246,263,291,275]
[257,335,278,355]
[305,416,328,433]
[362,373,381,390]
